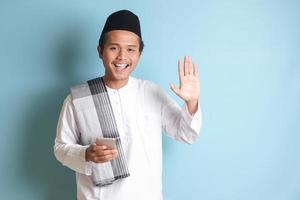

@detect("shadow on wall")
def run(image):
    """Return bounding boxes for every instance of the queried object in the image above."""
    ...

[20,28,86,200]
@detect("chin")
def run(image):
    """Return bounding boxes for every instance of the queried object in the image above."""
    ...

[113,74,130,81]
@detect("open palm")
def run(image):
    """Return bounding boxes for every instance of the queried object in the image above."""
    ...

[170,56,200,102]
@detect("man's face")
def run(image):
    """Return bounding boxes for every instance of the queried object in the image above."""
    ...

[98,30,141,84]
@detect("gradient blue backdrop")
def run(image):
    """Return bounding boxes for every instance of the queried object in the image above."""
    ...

[0,0,299,200]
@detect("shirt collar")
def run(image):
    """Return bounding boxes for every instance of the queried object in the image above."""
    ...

[105,76,133,93]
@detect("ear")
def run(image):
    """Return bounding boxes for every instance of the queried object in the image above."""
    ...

[97,45,103,59]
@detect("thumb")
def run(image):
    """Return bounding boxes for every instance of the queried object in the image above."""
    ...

[170,83,181,97]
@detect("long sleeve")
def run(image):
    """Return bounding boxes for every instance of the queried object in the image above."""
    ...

[54,95,92,175]
[160,88,202,144]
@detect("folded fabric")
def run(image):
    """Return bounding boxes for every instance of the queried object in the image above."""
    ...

[70,77,130,186]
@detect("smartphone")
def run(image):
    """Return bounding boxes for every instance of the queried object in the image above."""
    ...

[96,137,117,149]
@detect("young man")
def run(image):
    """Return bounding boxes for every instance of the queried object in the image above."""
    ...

[54,10,202,200]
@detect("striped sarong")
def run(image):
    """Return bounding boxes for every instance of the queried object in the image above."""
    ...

[71,77,130,186]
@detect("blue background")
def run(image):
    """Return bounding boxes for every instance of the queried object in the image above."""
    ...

[0,0,299,199]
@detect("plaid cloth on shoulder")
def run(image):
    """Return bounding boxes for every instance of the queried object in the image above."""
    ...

[70,77,130,186]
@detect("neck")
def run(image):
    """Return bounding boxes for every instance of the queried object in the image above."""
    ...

[103,76,129,89]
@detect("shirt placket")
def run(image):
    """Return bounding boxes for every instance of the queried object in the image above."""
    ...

[109,90,125,138]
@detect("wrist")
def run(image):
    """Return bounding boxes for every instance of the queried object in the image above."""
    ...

[186,99,199,115]
[85,146,92,162]
[186,99,198,106]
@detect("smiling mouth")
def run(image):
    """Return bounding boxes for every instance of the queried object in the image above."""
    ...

[114,63,129,71]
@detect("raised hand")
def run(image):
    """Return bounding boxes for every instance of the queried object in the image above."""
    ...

[170,56,200,114]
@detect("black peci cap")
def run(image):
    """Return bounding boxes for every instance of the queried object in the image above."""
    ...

[99,10,142,46]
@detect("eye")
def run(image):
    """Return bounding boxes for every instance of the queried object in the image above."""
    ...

[128,48,136,52]
[110,46,117,50]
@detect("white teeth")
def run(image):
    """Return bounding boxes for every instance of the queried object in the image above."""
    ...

[115,63,127,68]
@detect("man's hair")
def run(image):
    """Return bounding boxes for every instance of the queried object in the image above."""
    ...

[98,34,144,53]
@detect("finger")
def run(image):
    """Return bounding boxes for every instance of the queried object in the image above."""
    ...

[94,155,112,163]
[105,149,118,155]
[184,56,189,76]
[91,144,100,152]
[96,149,117,156]
[93,153,113,163]
[92,146,106,156]
[96,153,117,163]
[92,145,107,153]
[187,56,193,75]
[178,59,184,78]
[170,83,180,96]
[178,60,184,86]
[102,154,114,161]
[194,63,199,77]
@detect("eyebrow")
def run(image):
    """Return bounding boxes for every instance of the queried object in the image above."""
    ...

[107,43,138,48]
[127,45,138,48]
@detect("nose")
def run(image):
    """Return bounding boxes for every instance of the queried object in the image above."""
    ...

[117,48,126,60]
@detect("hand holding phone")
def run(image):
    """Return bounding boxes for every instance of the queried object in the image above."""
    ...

[96,137,117,150]
[86,138,118,163]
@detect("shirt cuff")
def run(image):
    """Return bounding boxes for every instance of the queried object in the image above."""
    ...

[79,145,93,175]
[182,102,202,133]
[64,144,92,176]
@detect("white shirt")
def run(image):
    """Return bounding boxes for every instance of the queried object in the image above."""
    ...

[54,77,202,200]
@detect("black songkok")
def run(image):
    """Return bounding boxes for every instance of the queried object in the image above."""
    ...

[99,10,142,45]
